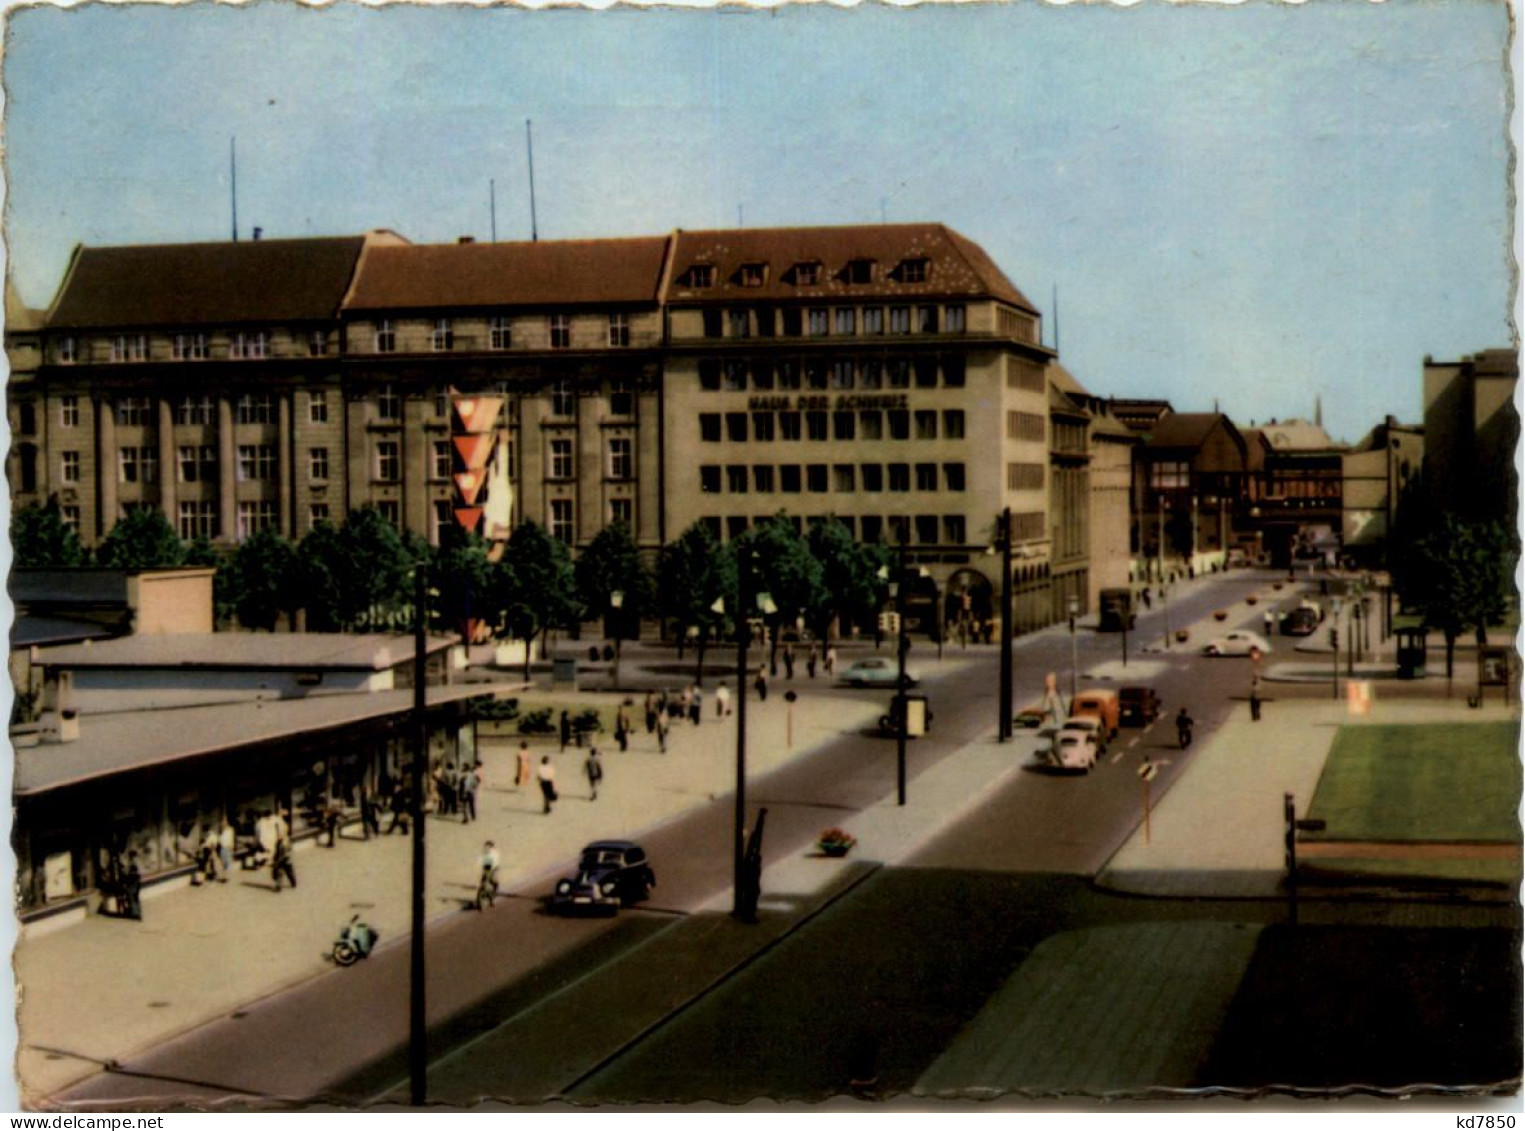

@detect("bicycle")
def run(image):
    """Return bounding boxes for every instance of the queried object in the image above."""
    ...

[475,865,499,911]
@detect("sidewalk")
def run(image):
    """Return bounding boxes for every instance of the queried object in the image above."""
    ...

[18,663,982,1101]
[1096,695,1522,900]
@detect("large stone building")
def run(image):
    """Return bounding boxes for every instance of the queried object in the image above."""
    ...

[10,222,1093,633]
[1341,416,1424,569]
[1422,349,1519,531]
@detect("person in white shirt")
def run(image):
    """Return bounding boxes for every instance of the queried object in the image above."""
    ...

[716,682,731,718]
[537,756,558,814]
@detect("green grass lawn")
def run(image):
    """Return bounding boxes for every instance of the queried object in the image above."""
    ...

[1305,722,1521,843]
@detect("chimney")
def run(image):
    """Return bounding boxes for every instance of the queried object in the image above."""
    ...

[458,236,476,244]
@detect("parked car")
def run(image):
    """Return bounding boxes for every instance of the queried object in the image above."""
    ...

[1280,607,1320,636]
[551,840,656,916]
[1046,730,1098,772]
[1014,704,1048,729]
[1225,548,1250,568]
[1069,689,1120,740]
[1061,715,1108,757]
[1118,685,1161,727]
[838,657,919,688]
[1201,631,1273,657]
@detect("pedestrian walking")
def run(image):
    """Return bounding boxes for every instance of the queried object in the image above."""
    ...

[1141,587,1153,611]
[516,742,532,789]
[1264,610,1276,638]
[217,818,235,880]
[537,755,559,814]
[459,764,480,823]
[386,783,410,835]
[615,712,629,753]
[783,643,795,680]
[807,643,819,679]
[825,645,837,678]
[1249,676,1262,723]
[1176,707,1195,750]
[196,825,219,885]
[440,763,459,817]
[122,852,143,920]
[322,798,344,847]
[716,681,731,718]
[656,712,669,753]
[690,685,703,725]
[679,685,693,721]
[559,710,572,752]
[271,833,297,892]
[254,809,276,867]
[360,787,380,839]
[584,747,604,801]
[644,692,658,735]
[754,665,768,702]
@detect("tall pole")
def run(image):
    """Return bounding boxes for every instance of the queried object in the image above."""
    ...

[1068,605,1078,706]
[230,137,238,243]
[526,120,539,243]
[998,508,1013,742]
[732,555,748,918]
[409,570,428,1106]
[490,178,497,243]
[896,527,909,806]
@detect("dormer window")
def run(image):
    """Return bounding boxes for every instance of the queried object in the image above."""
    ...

[896,258,930,284]
[684,264,716,289]
[790,262,822,286]
[737,262,768,288]
[843,259,875,285]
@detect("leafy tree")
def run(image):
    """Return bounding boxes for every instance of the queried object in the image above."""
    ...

[493,521,577,680]
[293,507,413,631]
[574,522,652,640]
[230,528,300,631]
[96,508,185,569]
[806,517,892,640]
[182,536,237,625]
[734,514,824,673]
[295,519,347,632]
[428,526,495,642]
[10,498,85,569]
[1395,514,1518,680]
[657,521,736,684]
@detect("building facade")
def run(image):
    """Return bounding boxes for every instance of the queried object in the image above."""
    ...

[1422,349,1519,531]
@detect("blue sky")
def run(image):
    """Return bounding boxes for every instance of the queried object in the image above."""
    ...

[3,0,1513,442]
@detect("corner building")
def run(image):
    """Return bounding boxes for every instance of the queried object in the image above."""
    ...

[16,223,1069,632]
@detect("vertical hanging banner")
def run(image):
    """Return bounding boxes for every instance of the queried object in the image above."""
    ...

[450,390,510,636]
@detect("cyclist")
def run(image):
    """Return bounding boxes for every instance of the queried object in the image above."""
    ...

[476,840,502,909]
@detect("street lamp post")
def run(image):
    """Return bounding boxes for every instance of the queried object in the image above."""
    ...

[1329,596,1343,700]
[1161,583,1171,650]
[997,508,1013,742]
[409,569,429,1107]
[609,590,625,689]
[1067,594,1080,706]
[895,526,909,807]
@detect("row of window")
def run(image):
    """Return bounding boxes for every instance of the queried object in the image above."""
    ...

[54,331,328,366]
[373,313,633,355]
[700,303,966,340]
[698,355,965,392]
[699,462,967,495]
[700,513,967,546]
[700,409,966,444]
[680,256,931,291]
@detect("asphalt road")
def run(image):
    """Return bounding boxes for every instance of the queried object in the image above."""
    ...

[52,571,1298,1108]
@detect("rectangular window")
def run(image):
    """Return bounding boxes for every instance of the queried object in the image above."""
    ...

[859,411,883,440]
[944,463,966,492]
[859,360,882,389]
[111,334,148,363]
[779,412,802,441]
[60,396,80,428]
[434,392,449,419]
[726,413,749,443]
[116,397,152,426]
[431,441,451,480]
[943,410,966,439]
[550,314,572,349]
[900,259,929,284]
[831,360,855,390]
[777,361,801,390]
[308,330,328,357]
[888,464,911,492]
[377,500,401,530]
[806,411,828,441]
[753,465,775,493]
[726,516,750,540]
[726,465,749,494]
[608,438,633,480]
[833,465,856,492]
[808,309,829,337]
[57,336,78,364]
[805,361,828,390]
[609,380,634,416]
[888,410,910,440]
[794,263,822,286]
[915,463,938,491]
[376,441,401,482]
[699,360,722,391]
[490,316,512,350]
[834,308,856,335]
[914,357,939,388]
[863,308,885,336]
[727,309,750,340]
[888,359,911,388]
[230,331,268,360]
[915,515,939,545]
[752,413,775,442]
[702,310,724,339]
[375,386,401,422]
[806,464,828,493]
[723,362,748,392]
[1007,462,1045,491]
[179,445,216,483]
[914,410,938,440]
[1007,411,1046,442]
[753,307,775,338]
[237,501,280,541]
[309,392,328,424]
[173,332,208,361]
[861,464,883,492]
[700,414,722,443]
[861,515,883,542]
[175,396,215,426]
[237,394,276,425]
[739,263,767,287]
[431,318,454,352]
[310,447,330,482]
[751,361,775,390]
[944,516,967,544]
[549,438,574,480]
[551,380,575,417]
[608,313,631,347]
[943,356,966,387]
[833,411,856,441]
[177,501,218,540]
[310,503,331,527]
[1006,357,1046,392]
[610,498,634,527]
[945,305,967,333]
[238,444,277,481]
[700,465,721,494]
[118,447,157,484]
[61,451,81,483]
[918,306,938,334]
[890,307,911,334]
[779,465,801,493]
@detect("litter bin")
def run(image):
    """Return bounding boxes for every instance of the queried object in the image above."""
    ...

[553,657,579,687]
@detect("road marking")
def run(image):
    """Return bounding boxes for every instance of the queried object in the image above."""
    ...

[1109,749,1125,765]
[1126,737,1139,748]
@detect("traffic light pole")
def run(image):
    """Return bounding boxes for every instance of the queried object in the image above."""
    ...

[896,527,908,806]
[998,508,1013,742]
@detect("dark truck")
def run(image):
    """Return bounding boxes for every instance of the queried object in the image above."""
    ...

[1119,685,1161,727]
[1098,587,1137,631]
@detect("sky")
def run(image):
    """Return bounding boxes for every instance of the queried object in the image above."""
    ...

[2,0,1514,444]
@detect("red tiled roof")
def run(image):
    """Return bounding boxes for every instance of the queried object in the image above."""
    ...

[1146,412,1234,450]
[663,224,1037,311]
[47,237,371,329]
[345,238,671,311]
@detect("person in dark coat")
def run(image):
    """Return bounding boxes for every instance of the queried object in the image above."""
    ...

[121,852,143,920]
[584,747,604,801]
[1176,707,1195,749]
[271,835,297,892]
[559,710,572,752]
[783,643,795,680]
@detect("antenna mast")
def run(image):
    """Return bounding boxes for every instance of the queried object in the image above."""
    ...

[490,178,497,243]
[1052,283,1060,354]
[230,137,239,243]
[526,120,539,242]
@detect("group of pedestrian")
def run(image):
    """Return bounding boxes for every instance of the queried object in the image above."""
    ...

[188,819,236,885]
[431,761,483,823]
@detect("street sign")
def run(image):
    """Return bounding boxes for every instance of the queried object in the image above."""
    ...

[1249,646,1263,665]
[1137,763,1158,781]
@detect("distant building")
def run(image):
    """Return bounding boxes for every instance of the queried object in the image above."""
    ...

[1240,418,1346,567]
[1422,349,1519,530]
[1341,416,1424,569]
[1133,413,1248,578]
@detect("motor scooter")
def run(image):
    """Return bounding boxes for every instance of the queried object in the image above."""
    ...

[333,914,378,966]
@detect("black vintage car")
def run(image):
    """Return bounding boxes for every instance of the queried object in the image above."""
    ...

[1280,607,1320,636]
[551,840,656,916]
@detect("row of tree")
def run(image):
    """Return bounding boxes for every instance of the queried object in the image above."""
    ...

[12,500,900,678]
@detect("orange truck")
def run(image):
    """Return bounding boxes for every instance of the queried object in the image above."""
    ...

[1069,688,1120,741]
